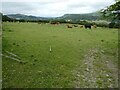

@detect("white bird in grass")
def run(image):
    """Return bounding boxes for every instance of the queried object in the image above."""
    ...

[50,46,52,52]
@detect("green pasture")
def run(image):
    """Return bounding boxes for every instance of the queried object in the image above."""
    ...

[0,23,2,89]
[2,22,118,88]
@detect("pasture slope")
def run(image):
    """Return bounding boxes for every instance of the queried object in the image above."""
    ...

[2,22,118,88]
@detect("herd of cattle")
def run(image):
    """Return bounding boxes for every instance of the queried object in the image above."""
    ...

[66,24,97,29]
[49,21,97,29]
[8,21,97,29]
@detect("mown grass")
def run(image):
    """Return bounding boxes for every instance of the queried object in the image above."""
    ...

[2,22,118,88]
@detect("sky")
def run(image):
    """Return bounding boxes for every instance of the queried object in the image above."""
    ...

[2,0,115,17]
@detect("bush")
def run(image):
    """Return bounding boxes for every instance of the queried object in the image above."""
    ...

[92,20,109,27]
[109,21,120,28]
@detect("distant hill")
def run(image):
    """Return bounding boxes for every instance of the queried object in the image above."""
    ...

[7,14,51,20]
[57,12,101,21]
[7,12,101,21]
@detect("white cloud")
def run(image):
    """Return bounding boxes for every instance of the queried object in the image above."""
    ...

[2,0,115,17]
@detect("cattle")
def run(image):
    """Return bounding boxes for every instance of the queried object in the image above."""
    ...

[50,22,56,25]
[67,25,72,28]
[84,24,92,29]
[80,25,84,28]
[50,22,60,25]
[73,25,78,27]
[56,22,60,24]
[93,25,97,28]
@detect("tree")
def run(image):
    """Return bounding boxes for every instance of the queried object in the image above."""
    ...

[2,15,14,22]
[101,1,120,28]
[101,1,120,20]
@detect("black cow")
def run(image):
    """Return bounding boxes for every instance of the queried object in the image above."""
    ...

[84,24,91,29]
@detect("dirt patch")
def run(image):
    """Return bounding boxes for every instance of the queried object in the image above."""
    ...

[73,48,118,88]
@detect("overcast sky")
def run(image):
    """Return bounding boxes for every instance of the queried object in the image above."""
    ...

[2,0,115,17]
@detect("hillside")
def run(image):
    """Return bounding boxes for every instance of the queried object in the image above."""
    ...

[7,12,101,21]
[58,12,101,21]
[7,14,50,20]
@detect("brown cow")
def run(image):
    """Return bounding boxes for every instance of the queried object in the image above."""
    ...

[56,22,60,24]
[93,25,97,28]
[50,21,60,25]
[67,25,72,28]
[73,24,78,27]
[80,25,83,28]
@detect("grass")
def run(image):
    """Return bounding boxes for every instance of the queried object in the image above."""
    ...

[0,23,2,89]
[2,22,118,88]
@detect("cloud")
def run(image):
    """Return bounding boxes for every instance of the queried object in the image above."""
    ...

[2,0,115,17]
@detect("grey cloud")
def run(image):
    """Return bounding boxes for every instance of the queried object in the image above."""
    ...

[2,2,36,10]
[2,0,115,17]
[2,2,45,14]
[68,3,88,8]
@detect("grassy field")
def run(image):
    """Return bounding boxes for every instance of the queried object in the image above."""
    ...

[0,22,2,89]
[2,22,118,88]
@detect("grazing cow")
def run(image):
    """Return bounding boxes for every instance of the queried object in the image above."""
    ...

[56,22,60,25]
[67,25,72,28]
[93,25,97,28]
[50,22,54,24]
[84,24,91,29]
[50,22,59,25]
[73,25,78,27]
[80,25,83,28]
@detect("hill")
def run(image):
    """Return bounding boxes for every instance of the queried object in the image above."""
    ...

[57,12,101,21]
[7,14,51,20]
[7,12,101,21]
